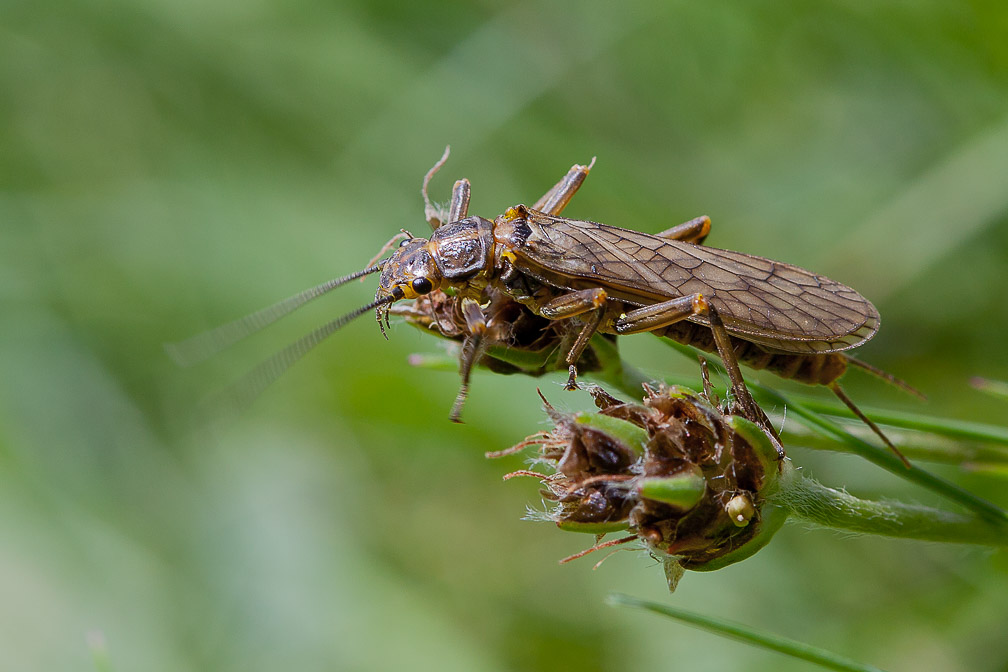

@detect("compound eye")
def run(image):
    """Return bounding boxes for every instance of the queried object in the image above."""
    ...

[399,238,411,247]
[411,277,433,295]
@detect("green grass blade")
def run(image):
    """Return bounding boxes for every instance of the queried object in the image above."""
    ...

[757,384,1008,524]
[608,594,886,672]
[777,423,1008,467]
[792,397,1008,447]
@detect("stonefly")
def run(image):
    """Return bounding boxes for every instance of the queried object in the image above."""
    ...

[168,148,917,464]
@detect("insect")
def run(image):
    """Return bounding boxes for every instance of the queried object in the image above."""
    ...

[168,147,914,463]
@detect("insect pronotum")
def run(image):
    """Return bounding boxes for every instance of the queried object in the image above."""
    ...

[168,147,916,464]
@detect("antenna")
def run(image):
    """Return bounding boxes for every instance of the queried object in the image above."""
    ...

[207,294,397,416]
[166,263,384,366]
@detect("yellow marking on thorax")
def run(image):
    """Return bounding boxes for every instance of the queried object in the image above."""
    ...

[502,206,524,221]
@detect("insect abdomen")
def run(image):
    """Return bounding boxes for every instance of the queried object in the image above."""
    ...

[654,321,847,386]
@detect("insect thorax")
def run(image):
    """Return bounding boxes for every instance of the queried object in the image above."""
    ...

[431,216,496,283]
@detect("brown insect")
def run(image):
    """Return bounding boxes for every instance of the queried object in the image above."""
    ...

[168,147,915,463]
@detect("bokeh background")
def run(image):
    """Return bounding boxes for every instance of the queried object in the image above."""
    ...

[2,1,1008,670]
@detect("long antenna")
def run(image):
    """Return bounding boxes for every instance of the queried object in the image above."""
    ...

[208,294,397,416]
[166,264,384,366]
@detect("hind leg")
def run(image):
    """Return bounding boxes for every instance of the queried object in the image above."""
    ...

[615,296,784,456]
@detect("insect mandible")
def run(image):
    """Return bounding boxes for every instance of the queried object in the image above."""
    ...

[168,147,915,464]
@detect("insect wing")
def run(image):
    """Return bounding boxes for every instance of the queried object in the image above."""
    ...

[507,210,879,354]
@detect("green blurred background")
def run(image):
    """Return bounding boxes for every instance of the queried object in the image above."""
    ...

[2,1,1007,670]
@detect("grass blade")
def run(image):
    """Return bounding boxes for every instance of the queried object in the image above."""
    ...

[608,594,886,672]
[757,384,1008,524]
[792,396,1008,447]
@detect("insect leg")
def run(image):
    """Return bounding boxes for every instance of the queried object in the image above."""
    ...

[705,304,785,458]
[538,288,608,389]
[562,310,606,390]
[447,179,471,223]
[655,215,711,244]
[533,158,596,215]
[614,294,707,334]
[539,288,608,320]
[614,295,783,456]
[450,297,488,423]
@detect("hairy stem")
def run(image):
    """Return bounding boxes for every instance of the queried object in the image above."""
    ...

[772,467,1008,545]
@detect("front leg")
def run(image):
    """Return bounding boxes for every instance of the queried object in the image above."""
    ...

[449,297,488,423]
[539,288,608,389]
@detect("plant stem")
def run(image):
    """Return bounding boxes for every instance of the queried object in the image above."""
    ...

[759,385,1008,524]
[772,467,1008,545]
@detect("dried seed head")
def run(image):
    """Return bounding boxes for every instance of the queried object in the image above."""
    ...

[505,384,789,586]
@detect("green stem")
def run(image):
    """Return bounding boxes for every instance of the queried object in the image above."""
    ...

[759,385,1008,525]
[772,467,1008,545]
[608,594,885,672]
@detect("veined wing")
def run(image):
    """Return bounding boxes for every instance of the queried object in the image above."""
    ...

[503,208,879,354]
